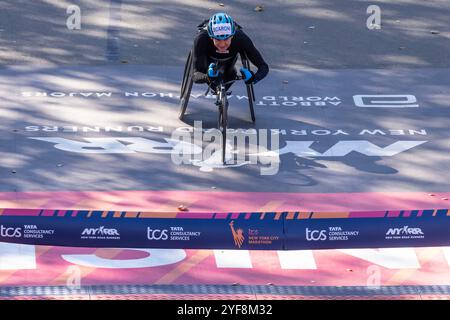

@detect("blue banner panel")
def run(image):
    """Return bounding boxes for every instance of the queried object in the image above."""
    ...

[1,209,450,250]
[0,214,284,250]
[284,216,450,250]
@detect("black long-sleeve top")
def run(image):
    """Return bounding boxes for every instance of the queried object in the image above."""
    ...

[192,29,269,84]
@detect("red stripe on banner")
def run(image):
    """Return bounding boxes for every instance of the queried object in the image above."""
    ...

[214,213,229,219]
[2,209,40,216]
[286,212,296,220]
[387,211,401,217]
[230,213,240,219]
[3,208,450,221]
[349,211,386,218]
[176,212,215,219]
[41,210,56,217]
[402,211,412,217]
[297,212,311,219]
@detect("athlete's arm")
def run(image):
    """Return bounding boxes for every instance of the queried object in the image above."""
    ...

[192,32,210,84]
[240,32,269,84]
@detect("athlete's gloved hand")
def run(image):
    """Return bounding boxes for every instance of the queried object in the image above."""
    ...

[240,67,256,85]
[208,63,219,78]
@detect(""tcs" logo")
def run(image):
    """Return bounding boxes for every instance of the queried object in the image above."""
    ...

[305,228,327,241]
[147,228,169,241]
[0,225,22,238]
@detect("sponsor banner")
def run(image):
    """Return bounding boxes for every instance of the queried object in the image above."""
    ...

[285,215,450,249]
[0,210,449,250]
[0,214,283,250]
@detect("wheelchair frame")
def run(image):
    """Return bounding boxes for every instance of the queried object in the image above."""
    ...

[178,48,256,122]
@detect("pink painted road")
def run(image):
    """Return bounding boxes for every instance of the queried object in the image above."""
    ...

[1,190,449,212]
[1,245,450,288]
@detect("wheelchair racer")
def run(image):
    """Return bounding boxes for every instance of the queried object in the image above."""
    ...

[192,12,269,91]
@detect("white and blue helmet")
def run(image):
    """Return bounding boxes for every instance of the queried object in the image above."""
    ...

[207,13,236,40]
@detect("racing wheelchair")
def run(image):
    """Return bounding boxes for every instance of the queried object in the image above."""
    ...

[178,21,256,123]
